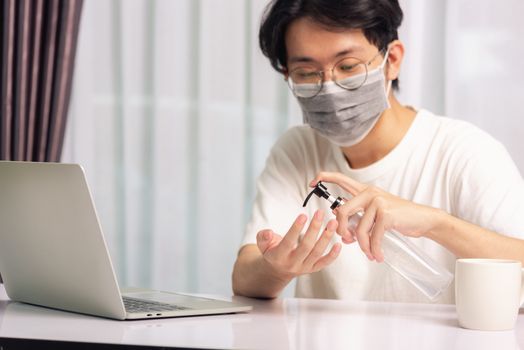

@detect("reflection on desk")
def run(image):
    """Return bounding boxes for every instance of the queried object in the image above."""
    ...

[0,286,523,349]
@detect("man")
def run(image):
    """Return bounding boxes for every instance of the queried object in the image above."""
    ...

[232,0,524,303]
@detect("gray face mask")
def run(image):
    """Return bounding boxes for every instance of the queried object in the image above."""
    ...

[295,51,391,147]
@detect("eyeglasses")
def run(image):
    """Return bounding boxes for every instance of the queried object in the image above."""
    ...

[287,50,385,98]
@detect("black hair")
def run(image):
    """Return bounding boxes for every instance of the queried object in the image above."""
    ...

[259,0,403,90]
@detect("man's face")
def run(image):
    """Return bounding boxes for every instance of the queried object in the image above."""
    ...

[284,17,383,81]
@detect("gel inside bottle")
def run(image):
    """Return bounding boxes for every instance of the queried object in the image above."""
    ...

[303,182,453,301]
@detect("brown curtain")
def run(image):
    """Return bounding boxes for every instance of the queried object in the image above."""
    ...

[0,0,83,283]
[1,0,83,161]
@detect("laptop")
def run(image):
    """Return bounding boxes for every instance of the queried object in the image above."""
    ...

[0,161,252,320]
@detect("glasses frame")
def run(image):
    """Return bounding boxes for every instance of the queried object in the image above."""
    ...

[287,49,386,99]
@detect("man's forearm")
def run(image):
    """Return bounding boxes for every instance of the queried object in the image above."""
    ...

[232,245,292,298]
[426,209,524,264]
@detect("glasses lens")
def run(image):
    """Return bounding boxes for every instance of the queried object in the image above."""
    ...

[289,67,322,98]
[333,58,367,90]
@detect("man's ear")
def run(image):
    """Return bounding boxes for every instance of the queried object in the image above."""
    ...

[385,40,404,81]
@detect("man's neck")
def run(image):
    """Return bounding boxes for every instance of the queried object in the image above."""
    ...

[341,97,417,169]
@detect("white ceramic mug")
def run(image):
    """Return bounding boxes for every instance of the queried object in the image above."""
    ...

[455,259,524,331]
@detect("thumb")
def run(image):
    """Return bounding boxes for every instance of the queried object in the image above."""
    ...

[256,229,274,254]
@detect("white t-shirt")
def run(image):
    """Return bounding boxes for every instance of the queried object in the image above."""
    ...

[240,109,524,304]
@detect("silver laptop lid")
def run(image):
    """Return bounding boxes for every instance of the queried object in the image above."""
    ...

[0,161,126,319]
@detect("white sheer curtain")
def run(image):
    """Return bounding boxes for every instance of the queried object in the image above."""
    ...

[63,0,524,295]
[398,0,524,171]
[63,0,301,295]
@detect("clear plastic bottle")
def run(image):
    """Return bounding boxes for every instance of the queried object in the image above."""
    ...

[303,182,454,301]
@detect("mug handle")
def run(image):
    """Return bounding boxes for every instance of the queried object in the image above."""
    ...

[521,268,524,307]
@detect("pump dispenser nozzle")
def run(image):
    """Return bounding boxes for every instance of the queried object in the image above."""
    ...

[303,181,345,210]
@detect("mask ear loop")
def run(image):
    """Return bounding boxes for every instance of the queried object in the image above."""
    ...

[380,47,393,108]
[385,79,393,96]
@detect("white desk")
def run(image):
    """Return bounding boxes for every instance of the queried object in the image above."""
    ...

[0,286,523,349]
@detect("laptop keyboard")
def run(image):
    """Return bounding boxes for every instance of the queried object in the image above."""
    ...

[123,296,190,313]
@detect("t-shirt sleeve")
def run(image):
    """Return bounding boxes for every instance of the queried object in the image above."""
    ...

[451,129,524,238]
[240,128,311,248]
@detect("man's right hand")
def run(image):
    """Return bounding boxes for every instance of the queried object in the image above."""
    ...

[256,209,341,281]
[232,209,341,298]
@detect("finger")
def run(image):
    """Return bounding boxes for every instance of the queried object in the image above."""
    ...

[294,210,324,261]
[356,205,375,243]
[333,202,350,238]
[332,205,357,243]
[336,188,381,235]
[342,235,356,244]
[302,219,338,268]
[310,171,366,196]
[339,189,377,217]
[279,214,307,252]
[355,207,376,261]
[311,243,342,272]
[256,229,276,254]
[333,199,366,241]
[370,210,386,262]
